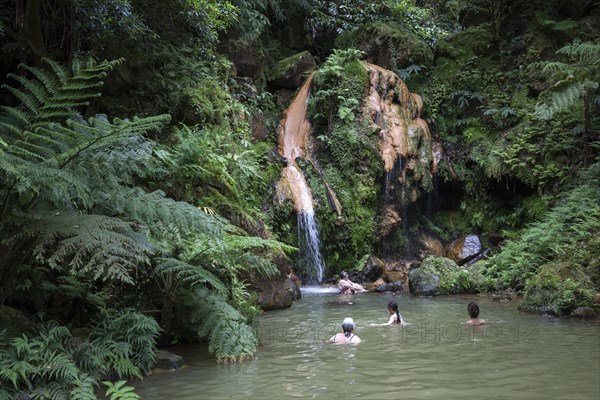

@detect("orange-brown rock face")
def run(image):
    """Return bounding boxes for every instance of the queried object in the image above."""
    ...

[362,63,428,171]
[277,72,317,213]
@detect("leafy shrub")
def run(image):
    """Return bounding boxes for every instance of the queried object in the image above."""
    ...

[488,162,600,288]
[520,262,597,315]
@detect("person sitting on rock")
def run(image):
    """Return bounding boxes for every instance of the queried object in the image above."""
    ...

[370,301,403,326]
[338,271,367,294]
[330,317,361,344]
[287,267,302,288]
[465,302,487,325]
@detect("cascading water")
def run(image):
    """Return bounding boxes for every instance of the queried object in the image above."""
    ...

[297,212,325,284]
[277,72,326,284]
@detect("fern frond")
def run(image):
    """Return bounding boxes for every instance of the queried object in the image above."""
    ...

[186,288,258,361]
[103,380,141,400]
[156,258,227,294]
[557,40,600,65]
[541,61,570,75]
[69,374,97,400]
[535,82,584,120]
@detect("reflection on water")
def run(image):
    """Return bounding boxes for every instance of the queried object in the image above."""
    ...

[135,293,600,399]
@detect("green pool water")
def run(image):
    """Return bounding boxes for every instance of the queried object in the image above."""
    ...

[135,290,600,399]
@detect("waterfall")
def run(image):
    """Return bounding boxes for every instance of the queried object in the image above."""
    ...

[297,212,325,284]
[277,72,327,283]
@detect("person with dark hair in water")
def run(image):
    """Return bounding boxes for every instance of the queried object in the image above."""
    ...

[338,271,367,294]
[465,302,486,325]
[330,317,362,344]
[370,301,403,326]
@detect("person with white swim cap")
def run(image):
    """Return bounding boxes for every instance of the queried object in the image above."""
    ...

[330,317,361,344]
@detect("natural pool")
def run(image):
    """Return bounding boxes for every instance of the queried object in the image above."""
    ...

[135,290,600,399]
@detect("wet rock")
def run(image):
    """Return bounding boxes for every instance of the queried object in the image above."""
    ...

[362,255,385,282]
[570,307,597,319]
[409,266,440,296]
[380,209,402,237]
[366,277,386,292]
[224,39,267,81]
[285,278,302,301]
[268,51,316,89]
[487,232,505,247]
[445,234,483,265]
[376,281,404,293]
[383,269,404,283]
[420,235,445,257]
[492,292,512,302]
[255,280,295,310]
[153,350,185,371]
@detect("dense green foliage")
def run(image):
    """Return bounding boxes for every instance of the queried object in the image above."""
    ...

[0,55,291,396]
[0,0,599,396]
[481,163,600,314]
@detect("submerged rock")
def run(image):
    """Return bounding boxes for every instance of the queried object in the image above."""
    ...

[376,281,404,293]
[570,307,597,319]
[153,350,185,371]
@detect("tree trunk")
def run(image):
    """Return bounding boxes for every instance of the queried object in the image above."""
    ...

[23,0,47,66]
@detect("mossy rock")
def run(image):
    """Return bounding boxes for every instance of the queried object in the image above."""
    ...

[520,262,597,316]
[225,38,268,81]
[409,256,480,295]
[268,51,316,89]
[335,22,433,70]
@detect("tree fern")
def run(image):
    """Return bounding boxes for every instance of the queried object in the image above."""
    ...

[90,308,161,376]
[184,287,258,362]
[0,58,191,298]
[533,39,600,120]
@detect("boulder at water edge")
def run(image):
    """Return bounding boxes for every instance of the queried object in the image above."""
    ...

[362,255,385,282]
[409,256,485,296]
[153,350,185,372]
[254,279,297,311]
